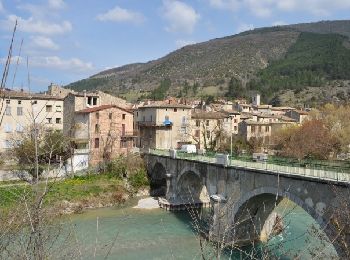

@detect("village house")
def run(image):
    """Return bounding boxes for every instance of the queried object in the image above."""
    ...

[285,109,309,123]
[0,90,63,151]
[134,103,192,150]
[190,111,231,150]
[73,105,134,167]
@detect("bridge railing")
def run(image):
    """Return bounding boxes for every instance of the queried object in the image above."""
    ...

[147,149,350,182]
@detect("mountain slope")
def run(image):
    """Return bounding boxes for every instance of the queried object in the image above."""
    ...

[66,20,350,103]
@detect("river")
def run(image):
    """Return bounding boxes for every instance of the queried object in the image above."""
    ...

[64,198,337,259]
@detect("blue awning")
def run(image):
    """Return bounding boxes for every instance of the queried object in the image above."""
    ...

[163,119,173,126]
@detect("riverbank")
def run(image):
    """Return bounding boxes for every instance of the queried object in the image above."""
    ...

[0,172,150,216]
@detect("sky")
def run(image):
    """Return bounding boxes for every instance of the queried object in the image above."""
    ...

[0,0,350,92]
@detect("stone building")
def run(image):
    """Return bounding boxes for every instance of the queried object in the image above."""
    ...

[74,105,134,166]
[134,104,192,149]
[190,111,231,150]
[285,110,309,123]
[0,90,63,151]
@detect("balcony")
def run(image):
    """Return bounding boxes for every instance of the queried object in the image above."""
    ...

[121,131,138,137]
[137,121,172,128]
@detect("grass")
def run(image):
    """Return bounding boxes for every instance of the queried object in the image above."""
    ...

[0,173,146,211]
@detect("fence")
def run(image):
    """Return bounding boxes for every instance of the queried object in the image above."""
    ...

[147,149,350,183]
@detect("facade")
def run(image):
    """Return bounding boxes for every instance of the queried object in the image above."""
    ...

[191,111,231,150]
[135,104,192,150]
[74,105,134,166]
[238,120,272,141]
[285,110,309,124]
[0,90,63,151]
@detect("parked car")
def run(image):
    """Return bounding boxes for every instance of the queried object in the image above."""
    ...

[180,144,197,154]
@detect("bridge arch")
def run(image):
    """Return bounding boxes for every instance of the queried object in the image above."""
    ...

[230,186,336,255]
[149,161,167,196]
[176,168,209,204]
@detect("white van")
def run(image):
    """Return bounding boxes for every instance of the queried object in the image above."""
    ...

[180,144,197,154]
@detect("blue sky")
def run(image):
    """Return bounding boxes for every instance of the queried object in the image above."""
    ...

[0,0,350,92]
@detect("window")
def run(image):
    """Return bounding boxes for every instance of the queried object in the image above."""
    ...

[206,120,209,126]
[93,97,97,106]
[32,100,37,105]
[16,123,24,132]
[6,99,10,104]
[165,115,169,121]
[251,126,256,133]
[122,114,126,120]
[258,126,262,132]
[17,107,23,116]
[206,131,210,138]
[96,112,99,119]
[95,124,100,133]
[94,138,99,148]
[5,106,11,116]
[234,119,237,123]
[182,116,187,125]
[56,105,62,112]
[46,118,52,124]
[18,100,22,105]
[196,120,200,127]
[195,130,200,137]
[87,97,92,105]
[109,113,113,120]
[46,105,52,112]
[4,123,12,133]
[56,118,62,124]
[234,126,237,131]
[136,112,138,117]
[265,126,270,132]
[143,116,145,122]
[3,140,11,149]
[174,108,177,112]
[150,115,153,121]
[120,140,127,148]
[122,124,125,136]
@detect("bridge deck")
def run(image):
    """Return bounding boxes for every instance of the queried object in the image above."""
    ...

[148,149,350,183]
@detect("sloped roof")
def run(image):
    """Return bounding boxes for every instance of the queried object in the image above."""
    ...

[76,105,133,114]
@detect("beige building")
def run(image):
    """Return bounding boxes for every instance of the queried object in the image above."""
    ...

[0,90,63,151]
[74,105,134,166]
[135,104,192,149]
[191,111,231,150]
[285,110,309,123]
[63,91,129,137]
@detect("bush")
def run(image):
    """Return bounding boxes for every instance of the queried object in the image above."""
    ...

[128,169,149,190]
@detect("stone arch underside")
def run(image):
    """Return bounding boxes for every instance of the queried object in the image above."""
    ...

[176,171,209,204]
[227,187,338,255]
[149,162,167,196]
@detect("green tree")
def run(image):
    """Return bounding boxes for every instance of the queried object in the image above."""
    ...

[10,127,71,182]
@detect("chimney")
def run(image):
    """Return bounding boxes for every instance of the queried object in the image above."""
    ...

[83,90,87,98]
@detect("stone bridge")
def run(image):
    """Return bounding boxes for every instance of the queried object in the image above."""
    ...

[144,151,350,258]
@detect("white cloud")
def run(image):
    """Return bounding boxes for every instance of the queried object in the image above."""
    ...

[236,23,254,33]
[208,0,350,17]
[1,15,72,35]
[96,6,145,24]
[272,21,287,26]
[208,0,240,11]
[0,1,4,13]
[175,39,196,48]
[31,36,59,50]
[162,0,200,34]
[0,55,94,72]
[48,0,66,10]
[29,56,94,72]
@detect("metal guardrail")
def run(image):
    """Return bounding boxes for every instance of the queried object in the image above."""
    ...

[147,149,350,183]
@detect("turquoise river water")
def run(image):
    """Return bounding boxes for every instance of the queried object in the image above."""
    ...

[64,198,337,260]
